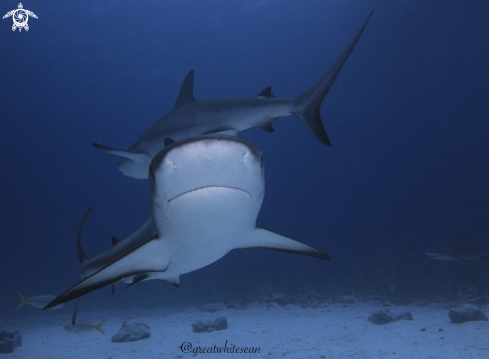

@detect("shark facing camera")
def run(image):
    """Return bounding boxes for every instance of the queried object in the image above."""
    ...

[44,135,329,310]
[45,10,375,315]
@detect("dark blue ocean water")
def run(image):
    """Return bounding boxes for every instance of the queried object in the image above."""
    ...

[1,0,488,319]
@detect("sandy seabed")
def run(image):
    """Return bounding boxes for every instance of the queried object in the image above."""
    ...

[1,302,488,359]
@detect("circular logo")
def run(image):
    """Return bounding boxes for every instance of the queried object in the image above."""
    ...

[13,9,28,27]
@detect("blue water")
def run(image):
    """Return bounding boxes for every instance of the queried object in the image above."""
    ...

[1,0,488,320]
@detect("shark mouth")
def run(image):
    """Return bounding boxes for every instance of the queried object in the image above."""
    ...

[167,186,254,203]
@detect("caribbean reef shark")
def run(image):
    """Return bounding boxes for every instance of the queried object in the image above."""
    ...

[44,135,329,309]
[93,10,374,179]
[425,230,489,261]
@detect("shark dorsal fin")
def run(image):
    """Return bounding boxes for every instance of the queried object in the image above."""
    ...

[257,87,276,98]
[174,70,196,109]
[77,208,92,267]
[111,237,119,247]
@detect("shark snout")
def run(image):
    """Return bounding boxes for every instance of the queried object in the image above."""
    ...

[149,135,264,205]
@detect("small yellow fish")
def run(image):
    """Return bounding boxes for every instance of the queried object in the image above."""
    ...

[14,292,64,310]
[63,319,107,336]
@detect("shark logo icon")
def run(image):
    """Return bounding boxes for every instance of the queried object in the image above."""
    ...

[3,3,37,32]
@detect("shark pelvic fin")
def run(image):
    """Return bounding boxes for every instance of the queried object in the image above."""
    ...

[237,227,330,260]
[293,10,374,146]
[92,143,151,162]
[174,69,196,108]
[257,87,277,98]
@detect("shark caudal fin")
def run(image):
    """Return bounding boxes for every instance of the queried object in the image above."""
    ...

[293,10,374,146]
[236,227,330,260]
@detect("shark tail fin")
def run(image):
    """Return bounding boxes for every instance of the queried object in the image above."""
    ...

[13,292,28,311]
[293,10,374,146]
[236,227,330,260]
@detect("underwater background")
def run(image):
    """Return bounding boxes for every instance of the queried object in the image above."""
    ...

[1,0,488,319]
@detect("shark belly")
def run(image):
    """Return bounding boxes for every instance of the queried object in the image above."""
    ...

[156,186,258,276]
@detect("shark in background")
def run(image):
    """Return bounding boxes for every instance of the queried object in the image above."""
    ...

[425,230,489,261]
[93,10,374,179]
[44,135,329,309]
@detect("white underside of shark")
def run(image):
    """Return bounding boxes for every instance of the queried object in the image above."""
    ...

[93,11,374,179]
[44,135,329,309]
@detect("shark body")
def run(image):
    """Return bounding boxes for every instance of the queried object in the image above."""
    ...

[94,11,374,179]
[44,135,329,309]
[425,231,489,261]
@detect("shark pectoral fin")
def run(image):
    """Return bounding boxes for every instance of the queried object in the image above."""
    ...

[174,70,196,108]
[236,227,330,260]
[92,143,151,163]
[204,128,240,137]
[43,239,171,310]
